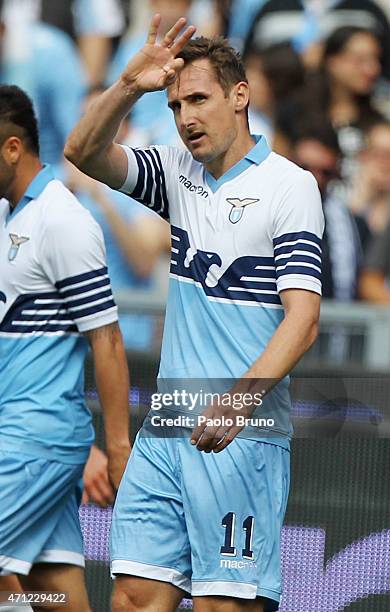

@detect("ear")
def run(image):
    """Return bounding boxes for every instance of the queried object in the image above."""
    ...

[1,136,23,165]
[233,81,250,114]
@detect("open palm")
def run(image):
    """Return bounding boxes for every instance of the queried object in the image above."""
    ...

[122,14,196,92]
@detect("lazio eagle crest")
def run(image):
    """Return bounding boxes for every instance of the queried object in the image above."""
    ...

[8,233,30,261]
[226,197,260,224]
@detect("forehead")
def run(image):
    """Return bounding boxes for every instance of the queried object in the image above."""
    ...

[167,59,222,101]
[344,32,380,54]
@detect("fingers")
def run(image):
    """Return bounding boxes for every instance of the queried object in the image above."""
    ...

[213,429,237,453]
[170,25,197,56]
[161,17,187,48]
[191,418,242,453]
[83,472,115,507]
[191,422,229,452]
[82,445,115,507]
[161,17,196,57]
[147,13,161,45]
[161,58,185,86]
[190,418,209,447]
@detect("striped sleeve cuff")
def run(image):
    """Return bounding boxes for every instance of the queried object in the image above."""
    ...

[273,231,322,295]
[56,267,118,332]
[120,146,169,218]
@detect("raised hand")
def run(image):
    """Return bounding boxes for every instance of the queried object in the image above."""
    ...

[121,14,196,93]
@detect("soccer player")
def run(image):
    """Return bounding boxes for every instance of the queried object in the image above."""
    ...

[65,15,323,612]
[0,85,130,611]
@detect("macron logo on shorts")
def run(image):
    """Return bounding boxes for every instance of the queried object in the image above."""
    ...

[220,559,257,570]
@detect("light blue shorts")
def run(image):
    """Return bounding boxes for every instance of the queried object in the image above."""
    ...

[0,450,85,575]
[110,433,290,611]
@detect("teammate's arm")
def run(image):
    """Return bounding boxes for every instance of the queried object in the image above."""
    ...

[85,322,131,491]
[64,14,196,188]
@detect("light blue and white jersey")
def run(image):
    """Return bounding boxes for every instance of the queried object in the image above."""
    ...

[119,136,324,447]
[0,165,118,464]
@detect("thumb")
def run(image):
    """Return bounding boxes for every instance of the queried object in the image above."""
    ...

[165,70,178,86]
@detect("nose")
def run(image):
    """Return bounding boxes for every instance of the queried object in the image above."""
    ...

[364,56,381,80]
[179,103,197,132]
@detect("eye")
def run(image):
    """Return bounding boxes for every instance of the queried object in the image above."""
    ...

[168,102,180,113]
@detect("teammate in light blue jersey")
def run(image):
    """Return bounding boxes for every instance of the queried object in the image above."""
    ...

[0,85,130,610]
[66,15,324,612]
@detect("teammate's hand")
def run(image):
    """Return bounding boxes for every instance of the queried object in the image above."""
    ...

[82,445,115,507]
[120,14,196,93]
[107,443,131,492]
[190,400,251,454]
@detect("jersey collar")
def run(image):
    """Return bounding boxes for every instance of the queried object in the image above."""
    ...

[6,163,54,223]
[205,135,271,193]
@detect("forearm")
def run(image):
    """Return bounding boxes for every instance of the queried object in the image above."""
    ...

[92,326,131,452]
[233,310,318,396]
[64,78,141,180]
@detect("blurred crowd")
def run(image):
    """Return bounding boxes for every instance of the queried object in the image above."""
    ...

[1,0,390,348]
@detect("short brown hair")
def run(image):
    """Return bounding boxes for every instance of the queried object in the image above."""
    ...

[177,37,248,96]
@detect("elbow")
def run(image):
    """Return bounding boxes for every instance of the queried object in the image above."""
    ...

[64,138,81,167]
[64,138,87,170]
[64,132,96,172]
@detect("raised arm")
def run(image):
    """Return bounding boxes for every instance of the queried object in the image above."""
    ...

[64,14,196,188]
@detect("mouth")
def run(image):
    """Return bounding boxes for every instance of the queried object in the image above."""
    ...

[187,132,206,146]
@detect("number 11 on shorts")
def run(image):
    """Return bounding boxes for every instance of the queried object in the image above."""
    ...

[220,512,255,559]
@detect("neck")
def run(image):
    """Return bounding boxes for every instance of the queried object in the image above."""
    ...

[205,129,255,180]
[8,157,43,209]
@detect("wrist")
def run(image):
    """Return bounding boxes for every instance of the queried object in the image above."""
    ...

[118,74,144,99]
[106,438,131,454]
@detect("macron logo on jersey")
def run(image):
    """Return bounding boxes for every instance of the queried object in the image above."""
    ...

[8,233,30,261]
[226,197,260,224]
[179,175,208,199]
